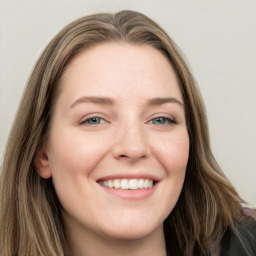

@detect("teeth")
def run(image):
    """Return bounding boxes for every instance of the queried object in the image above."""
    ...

[128,179,138,190]
[121,179,129,189]
[99,179,154,190]
[113,179,121,189]
[108,180,113,188]
[138,179,144,188]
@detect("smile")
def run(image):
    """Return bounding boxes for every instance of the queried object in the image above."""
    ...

[98,178,154,190]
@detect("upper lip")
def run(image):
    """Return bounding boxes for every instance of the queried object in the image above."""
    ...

[97,174,161,182]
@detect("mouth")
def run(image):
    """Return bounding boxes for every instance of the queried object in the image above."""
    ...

[98,178,156,190]
[96,175,160,200]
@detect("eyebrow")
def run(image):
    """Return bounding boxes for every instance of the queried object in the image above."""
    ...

[70,96,184,109]
[70,96,116,109]
[147,97,184,107]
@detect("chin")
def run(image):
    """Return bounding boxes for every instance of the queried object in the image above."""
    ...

[100,221,164,241]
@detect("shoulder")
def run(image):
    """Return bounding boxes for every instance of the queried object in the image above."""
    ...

[220,217,256,256]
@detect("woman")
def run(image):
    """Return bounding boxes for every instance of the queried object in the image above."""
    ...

[0,10,255,256]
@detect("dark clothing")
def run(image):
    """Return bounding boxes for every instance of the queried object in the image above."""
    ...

[166,217,256,256]
[220,218,256,256]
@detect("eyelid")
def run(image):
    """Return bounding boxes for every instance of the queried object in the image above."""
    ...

[148,117,176,125]
[81,117,106,125]
[79,113,109,125]
[146,114,176,124]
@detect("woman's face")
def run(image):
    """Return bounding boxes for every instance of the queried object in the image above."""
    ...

[37,43,189,240]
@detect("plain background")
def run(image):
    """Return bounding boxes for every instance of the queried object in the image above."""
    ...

[0,0,255,206]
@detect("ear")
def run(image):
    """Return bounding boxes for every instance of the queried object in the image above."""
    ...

[35,147,52,179]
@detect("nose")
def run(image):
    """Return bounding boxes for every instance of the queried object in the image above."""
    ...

[112,125,149,161]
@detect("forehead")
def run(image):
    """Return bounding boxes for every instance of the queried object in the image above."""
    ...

[59,43,182,102]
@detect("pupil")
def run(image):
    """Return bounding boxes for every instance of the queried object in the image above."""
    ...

[90,118,99,123]
[155,118,164,124]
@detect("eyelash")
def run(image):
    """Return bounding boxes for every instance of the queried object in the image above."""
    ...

[147,116,176,125]
[80,117,107,125]
[79,116,176,126]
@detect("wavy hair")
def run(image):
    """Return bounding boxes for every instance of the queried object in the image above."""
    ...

[0,10,249,256]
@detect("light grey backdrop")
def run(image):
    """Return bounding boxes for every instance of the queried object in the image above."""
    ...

[0,0,255,205]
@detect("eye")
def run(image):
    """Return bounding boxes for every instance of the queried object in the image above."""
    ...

[148,117,176,125]
[80,117,106,125]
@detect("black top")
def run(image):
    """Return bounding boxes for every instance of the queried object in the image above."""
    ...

[220,218,256,256]
[165,217,256,256]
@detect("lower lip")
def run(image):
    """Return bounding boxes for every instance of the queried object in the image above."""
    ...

[98,183,158,200]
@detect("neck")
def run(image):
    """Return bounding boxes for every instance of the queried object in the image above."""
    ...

[64,219,166,256]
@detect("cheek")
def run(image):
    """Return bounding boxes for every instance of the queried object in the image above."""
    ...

[48,130,108,177]
[147,131,189,220]
[153,131,190,174]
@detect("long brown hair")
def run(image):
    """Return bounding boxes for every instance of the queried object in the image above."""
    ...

[0,10,249,256]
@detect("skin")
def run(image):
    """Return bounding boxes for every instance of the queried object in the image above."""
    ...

[37,43,190,256]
